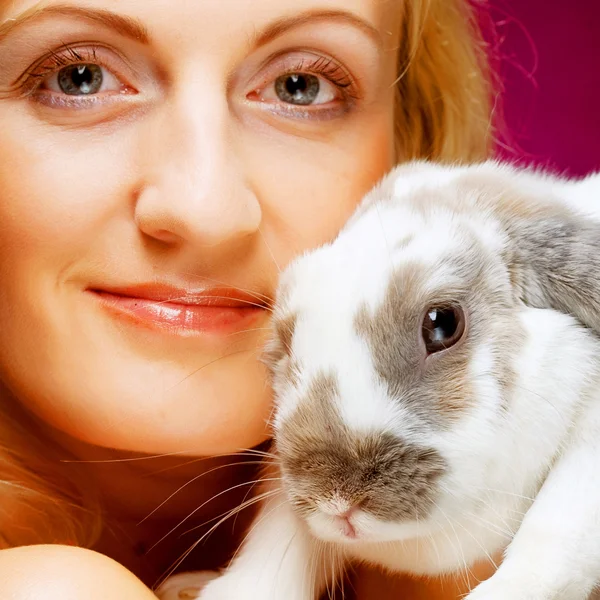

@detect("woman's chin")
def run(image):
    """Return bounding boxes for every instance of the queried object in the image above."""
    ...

[17,328,273,457]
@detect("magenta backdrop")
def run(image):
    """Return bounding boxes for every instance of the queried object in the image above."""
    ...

[483,0,600,176]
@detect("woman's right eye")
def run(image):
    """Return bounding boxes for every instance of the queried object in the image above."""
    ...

[16,45,138,110]
[41,63,125,97]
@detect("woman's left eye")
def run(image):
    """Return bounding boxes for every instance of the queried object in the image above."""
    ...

[248,54,357,112]
[259,72,340,106]
[41,63,126,96]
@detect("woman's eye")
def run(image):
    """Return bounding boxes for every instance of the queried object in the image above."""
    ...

[41,63,124,96]
[256,72,341,107]
[274,73,336,106]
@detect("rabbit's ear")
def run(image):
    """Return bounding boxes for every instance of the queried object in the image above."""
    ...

[504,207,600,336]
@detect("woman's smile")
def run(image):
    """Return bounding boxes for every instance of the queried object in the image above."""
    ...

[89,284,271,337]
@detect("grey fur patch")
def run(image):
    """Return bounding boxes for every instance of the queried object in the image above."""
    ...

[262,313,297,381]
[510,217,600,336]
[395,234,415,251]
[275,313,297,356]
[354,225,523,420]
[457,171,600,337]
[277,373,447,523]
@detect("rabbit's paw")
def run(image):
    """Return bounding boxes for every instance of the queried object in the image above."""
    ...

[465,574,589,600]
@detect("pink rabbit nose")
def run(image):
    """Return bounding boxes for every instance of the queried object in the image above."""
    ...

[318,499,361,538]
[335,507,358,539]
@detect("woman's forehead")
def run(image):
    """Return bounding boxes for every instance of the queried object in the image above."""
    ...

[1,0,402,45]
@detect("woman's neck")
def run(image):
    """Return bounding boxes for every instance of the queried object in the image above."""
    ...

[49,429,265,585]
[93,455,261,586]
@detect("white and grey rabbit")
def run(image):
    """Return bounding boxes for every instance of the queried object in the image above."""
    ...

[159,161,600,600]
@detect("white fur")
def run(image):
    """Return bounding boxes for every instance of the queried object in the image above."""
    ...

[162,161,600,600]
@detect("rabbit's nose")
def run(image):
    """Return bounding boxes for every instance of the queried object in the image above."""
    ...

[318,499,361,538]
[334,507,358,539]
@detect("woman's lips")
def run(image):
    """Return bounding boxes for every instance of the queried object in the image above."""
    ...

[89,285,269,336]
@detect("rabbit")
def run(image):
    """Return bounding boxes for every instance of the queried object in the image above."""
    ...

[159,160,600,600]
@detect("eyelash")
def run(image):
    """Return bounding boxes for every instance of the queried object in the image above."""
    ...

[15,44,124,96]
[28,47,97,80]
[287,56,356,93]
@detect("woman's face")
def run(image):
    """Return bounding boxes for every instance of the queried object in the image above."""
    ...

[0,0,399,455]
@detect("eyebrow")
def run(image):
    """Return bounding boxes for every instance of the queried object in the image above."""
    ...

[252,9,382,49]
[0,4,149,44]
[0,5,380,51]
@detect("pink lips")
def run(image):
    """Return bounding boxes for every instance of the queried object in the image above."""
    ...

[89,284,269,336]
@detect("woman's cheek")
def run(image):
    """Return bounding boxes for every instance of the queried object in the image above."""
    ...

[241,108,395,266]
[0,108,135,260]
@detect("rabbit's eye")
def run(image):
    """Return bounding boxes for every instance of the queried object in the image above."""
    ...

[422,305,466,354]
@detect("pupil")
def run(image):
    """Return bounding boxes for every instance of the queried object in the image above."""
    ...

[286,74,308,95]
[58,64,103,96]
[275,73,320,106]
[73,65,93,87]
[429,309,457,341]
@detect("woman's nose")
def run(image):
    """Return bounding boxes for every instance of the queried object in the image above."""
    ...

[134,89,261,250]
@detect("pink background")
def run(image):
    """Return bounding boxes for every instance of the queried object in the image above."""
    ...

[483,0,599,176]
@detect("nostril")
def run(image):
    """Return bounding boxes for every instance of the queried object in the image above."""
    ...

[338,506,357,520]
[144,228,182,245]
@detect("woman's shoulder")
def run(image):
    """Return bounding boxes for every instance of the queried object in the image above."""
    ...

[0,544,157,599]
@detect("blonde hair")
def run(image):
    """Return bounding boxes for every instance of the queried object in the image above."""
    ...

[394,0,496,162]
[0,0,496,548]
[0,394,101,548]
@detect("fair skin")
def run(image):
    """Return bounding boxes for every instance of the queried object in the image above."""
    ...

[0,0,495,597]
